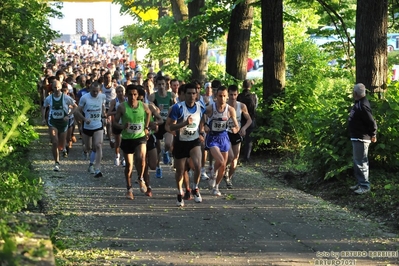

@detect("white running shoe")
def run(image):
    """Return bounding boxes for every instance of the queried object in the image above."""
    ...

[53,162,60,172]
[192,188,202,203]
[201,168,209,180]
[114,157,120,166]
[176,194,184,207]
[212,188,222,196]
[88,165,95,174]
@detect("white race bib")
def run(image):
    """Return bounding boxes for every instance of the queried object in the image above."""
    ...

[126,123,143,134]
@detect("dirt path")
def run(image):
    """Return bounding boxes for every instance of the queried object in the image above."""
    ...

[31,126,399,265]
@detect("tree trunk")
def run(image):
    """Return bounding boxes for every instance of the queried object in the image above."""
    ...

[225,0,255,80]
[261,0,285,101]
[170,0,190,66]
[158,2,169,68]
[188,0,207,83]
[355,0,388,95]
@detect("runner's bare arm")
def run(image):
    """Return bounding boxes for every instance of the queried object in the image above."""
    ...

[228,106,239,134]
[239,103,252,136]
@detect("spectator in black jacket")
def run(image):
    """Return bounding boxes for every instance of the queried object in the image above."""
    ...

[348,83,377,195]
[237,79,258,163]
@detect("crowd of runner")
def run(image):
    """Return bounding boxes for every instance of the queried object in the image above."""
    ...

[39,42,258,207]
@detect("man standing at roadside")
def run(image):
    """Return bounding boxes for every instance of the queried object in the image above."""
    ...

[237,79,258,163]
[348,83,377,195]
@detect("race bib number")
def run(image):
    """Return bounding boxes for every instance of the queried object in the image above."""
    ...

[89,113,101,121]
[126,123,143,134]
[211,120,227,132]
[183,128,196,136]
[179,126,198,141]
[52,110,64,119]
[159,104,169,120]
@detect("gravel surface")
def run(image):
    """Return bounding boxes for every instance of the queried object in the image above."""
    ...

[30,126,399,266]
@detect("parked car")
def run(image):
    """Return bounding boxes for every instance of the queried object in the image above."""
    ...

[309,26,354,46]
[310,35,339,46]
[387,33,399,52]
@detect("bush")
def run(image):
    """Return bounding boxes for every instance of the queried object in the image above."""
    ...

[255,40,356,179]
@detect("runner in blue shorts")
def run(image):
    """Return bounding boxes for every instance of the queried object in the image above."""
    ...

[204,86,239,196]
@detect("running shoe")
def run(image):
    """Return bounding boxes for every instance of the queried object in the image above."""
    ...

[139,178,147,193]
[126,188,134,200]
[121,158,126,167]
[176,194,184,207]
[88,164,95,174]
[53,162,60,172]
[94,170,103,178]
[184,189,192,200]
[225,177,233,189]
[354,187,370,195]
[163,151,170,165]
[192,188,202,203]
[114,157,120,166]
[62,149,68,158]
[212,188,222,196]
[145,187,153,197]
[156,167,163,178]
[201,168,209,180]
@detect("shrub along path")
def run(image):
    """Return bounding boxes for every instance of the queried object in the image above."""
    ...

[30,125,399,265]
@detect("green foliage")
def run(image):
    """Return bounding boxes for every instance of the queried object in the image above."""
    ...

[206,61,228,82]
[0,0,58,260]
[160,61,192,81]
[0,0,59,154]
[255,40,355,179]
[388,51,399,66]
[111,35,125,46]
[123,17,180,66]
[370,82,399,170]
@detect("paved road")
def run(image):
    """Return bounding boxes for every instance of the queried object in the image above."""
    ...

[31,127,399,265]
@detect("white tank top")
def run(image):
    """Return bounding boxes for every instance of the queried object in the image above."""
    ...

[178,101,202,141]
[227,101,242,133]
[208,102,229,133]
[79,93,106,130]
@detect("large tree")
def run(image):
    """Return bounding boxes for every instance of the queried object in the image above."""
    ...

[225,0,255,80]
[261,0,286,101]
[355,0,388,93]
[170,0,189,65]
[188,0,208,82]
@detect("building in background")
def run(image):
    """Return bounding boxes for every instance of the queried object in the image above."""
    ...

[49,2,134,43]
